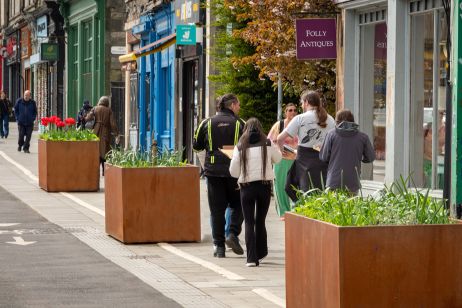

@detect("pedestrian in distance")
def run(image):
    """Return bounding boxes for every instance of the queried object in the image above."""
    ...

[229,118,282,267]
[85,96,119,176]
[319,109,375,194]
[14,90,37,154]
[76,99,93,129]
[193,93,246,258]
[267,103,298,220]
[0,91,12,139]
[277,90,335,201]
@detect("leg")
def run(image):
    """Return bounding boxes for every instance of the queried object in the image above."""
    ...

[240,183,257,264]
[23,125,33,151]
[18,124,25,150]
[0,115,4,137]
[4,114,9,138]
[255,182,271,261]
[206,176,228,249]
[224,207,231,238]
[226,177,243,237]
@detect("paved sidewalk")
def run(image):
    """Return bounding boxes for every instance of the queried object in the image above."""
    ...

[0,129,286,307]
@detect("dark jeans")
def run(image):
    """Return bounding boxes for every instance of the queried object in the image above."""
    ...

[18,124,33,150]
[0,114,9,137]
[240,181,271,263]
[206,176,243,247]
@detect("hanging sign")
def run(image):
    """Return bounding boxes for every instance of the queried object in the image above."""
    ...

[36,15,48,38]
[296,18,337,60]
[177,25,196,45]
[40,43,58,61]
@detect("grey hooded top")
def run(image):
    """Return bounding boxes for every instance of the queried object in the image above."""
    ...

[319,121,375,193]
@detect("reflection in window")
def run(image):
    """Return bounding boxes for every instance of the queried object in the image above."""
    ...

[410,11,447,190]
[359,22,387,182]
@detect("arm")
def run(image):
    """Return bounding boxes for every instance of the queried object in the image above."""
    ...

[229,146,241,178]
[14,100,20,122]
[271,142,283,164]
[319,132,333,163]
[267,122,279,142]
[362,135,376,163]
[32,101,37,122]
[193,119,208,152]
[276,131,290,151]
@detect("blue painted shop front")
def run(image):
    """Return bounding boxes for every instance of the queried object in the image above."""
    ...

[132,5,175,152]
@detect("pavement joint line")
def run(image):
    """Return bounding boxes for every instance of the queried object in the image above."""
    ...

[158,242,246,281]
[0,148,286,307]
[252,288,285,307]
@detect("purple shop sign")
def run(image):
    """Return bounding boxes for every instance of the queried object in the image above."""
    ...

[296,18,337,60]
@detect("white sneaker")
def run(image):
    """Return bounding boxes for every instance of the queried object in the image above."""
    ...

[246,262,257,267]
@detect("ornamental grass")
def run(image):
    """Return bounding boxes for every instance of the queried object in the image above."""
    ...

[106,148,187,168]
[293,176,451,226]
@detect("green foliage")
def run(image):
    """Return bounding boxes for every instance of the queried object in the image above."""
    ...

[39,116,98,141]
[293,176,451,226]
[209,0,298,132]
[106,148,187,168]
[39,129,99,141]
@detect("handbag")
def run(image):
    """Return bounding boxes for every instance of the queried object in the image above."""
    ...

[84,119,95,129]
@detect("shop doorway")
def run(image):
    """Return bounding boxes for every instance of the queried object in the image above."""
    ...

[182,59,200,163]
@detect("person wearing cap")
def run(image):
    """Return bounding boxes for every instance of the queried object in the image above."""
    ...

[77,99,93,129]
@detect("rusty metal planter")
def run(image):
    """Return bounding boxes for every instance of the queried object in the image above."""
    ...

[38,139,100,192]
[285,212,462,308]
[104,164,200,244]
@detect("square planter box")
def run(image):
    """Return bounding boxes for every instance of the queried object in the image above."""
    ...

[38,139,100,192]
[104,164,200,243]
[285,212,462,308]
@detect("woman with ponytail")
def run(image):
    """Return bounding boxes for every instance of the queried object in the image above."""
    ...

[229,118,282,267]
[276,90,335,202]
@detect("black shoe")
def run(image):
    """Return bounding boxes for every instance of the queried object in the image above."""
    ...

[24,149,30,153]
[17,146,21,152]
[213,245,226,258]
[226,234,244,255]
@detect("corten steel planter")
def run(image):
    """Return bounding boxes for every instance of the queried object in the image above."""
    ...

[104,164,200,243]
[285,212,462,308]
[38,139,100,192]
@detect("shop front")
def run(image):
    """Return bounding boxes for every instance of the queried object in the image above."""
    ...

[127,5,176,152]
[336,0,449,197]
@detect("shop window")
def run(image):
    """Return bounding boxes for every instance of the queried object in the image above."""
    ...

[410,10,447,190]
[359,21,387,182]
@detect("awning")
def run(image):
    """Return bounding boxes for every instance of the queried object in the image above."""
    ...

[119,33,176,63]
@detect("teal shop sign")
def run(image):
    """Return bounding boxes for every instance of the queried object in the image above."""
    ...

[41,43,58,61]
[177,25,196,45]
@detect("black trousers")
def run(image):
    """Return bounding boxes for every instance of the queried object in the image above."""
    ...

[206,176,243,247]
[18,124,33,150]
[240,181,271,263]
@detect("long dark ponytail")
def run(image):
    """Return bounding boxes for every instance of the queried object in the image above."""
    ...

[237,118,267,180]
[301,90,328,128]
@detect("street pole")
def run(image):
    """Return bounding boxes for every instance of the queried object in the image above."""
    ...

[277,72,282,120]
[451,0,462,217]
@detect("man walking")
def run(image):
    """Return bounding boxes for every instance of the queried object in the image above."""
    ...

[14,90,37,153]
[193,93,245,258]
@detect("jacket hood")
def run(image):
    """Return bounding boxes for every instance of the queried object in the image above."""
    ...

[336,121,359,136]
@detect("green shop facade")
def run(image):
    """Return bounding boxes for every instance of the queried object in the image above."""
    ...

[59,0,125,126]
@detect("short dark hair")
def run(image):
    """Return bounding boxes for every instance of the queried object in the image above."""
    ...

[335,109,355,123]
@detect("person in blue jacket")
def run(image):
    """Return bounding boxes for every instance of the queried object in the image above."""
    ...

[14,90,37,153]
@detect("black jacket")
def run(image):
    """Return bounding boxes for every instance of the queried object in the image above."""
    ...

[193,108,245,177]
[0,99,11,117]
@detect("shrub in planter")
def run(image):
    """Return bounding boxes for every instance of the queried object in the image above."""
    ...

[38,116,100,192]
[285,177,462,307]
[104,149,200,243]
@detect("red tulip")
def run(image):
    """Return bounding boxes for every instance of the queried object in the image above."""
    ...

[49,115,58,124]
[56,121,66,128]
[41,117,49,126]
[65,117,76,125]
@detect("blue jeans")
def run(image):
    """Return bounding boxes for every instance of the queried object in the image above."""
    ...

[0,113,9,137]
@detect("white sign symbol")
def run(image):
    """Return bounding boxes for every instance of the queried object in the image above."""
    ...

[182,30,190,40]
[6,236,36,246]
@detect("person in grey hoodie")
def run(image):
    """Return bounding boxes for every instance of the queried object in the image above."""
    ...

[319,109,375,193]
